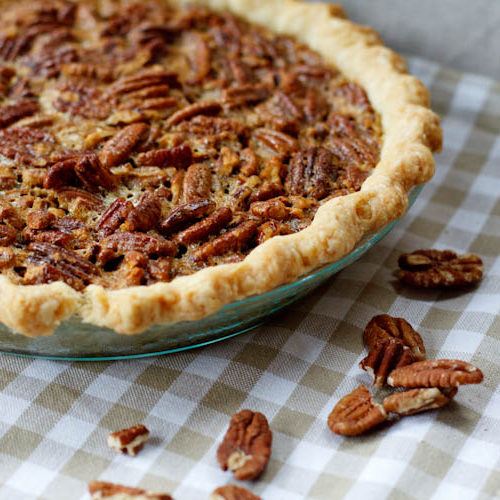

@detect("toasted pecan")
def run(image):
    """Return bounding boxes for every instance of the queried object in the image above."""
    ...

[217,409,272,480]
[364,314,426,361]
[398,249,484,288]
[211,485,261,500]
[328,385,387,436]
[383,388,457,416]
[388,360,484,388]
[88,481,173,500]
[107,424,150,456]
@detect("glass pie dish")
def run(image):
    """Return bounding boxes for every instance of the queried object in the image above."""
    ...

[0,187,423,360]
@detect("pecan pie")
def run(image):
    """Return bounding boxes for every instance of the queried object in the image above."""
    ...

[0,0,442,335]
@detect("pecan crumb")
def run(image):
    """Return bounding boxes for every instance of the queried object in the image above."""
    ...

[217,409,272,480]
[107,424,150,456]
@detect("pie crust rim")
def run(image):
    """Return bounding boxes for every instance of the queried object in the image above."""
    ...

[0,0,442,337]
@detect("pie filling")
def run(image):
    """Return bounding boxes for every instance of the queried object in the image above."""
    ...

[0,0,382,290]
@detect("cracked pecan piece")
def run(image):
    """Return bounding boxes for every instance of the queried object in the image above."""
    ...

[328,385,387,436]
[360,338,417,388]
[383,388,457,416]
[107,424,150,456]
[398,249,484,288]
[97,198,134,239]
[211,485,261,500]
[388,360,484,389]
[364,314,426,361]
[217,409,272,480]
[88,481,173,500]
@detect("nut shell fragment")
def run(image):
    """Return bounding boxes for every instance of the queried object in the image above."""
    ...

[328,385,387,436]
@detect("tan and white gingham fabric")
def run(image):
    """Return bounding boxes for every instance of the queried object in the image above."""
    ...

[1,57,500,500]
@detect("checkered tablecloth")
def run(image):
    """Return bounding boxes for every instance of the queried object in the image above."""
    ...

[1,57,500,500]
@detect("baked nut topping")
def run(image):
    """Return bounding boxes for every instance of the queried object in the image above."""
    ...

[382,388,457,416]
[387,359,484,388]
[107,424,150,456]
[88,480,173,500]
[359,338,417,388]
[211,485,261,500]
[398,250,484,288]
[0,0,382,291]
[217,409,272,480]
[364,314,426,361]
[328,385,387,436]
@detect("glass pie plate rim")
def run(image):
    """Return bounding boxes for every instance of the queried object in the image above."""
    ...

[0,186,423,361]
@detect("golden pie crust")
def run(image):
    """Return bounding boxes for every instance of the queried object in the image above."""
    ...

[0,0,442,336]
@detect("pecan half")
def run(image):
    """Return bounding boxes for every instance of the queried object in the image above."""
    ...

[327,385,387,436]
[107,424,150,456]
[195,219,259,262]
[165,101,222,128]
[98,232,177,264]
[388,360,484,388]
[160,199,215,236]
[222,84,269,108]
[61,63,116,81]
[256,220,292,244]
[110,70,179,96]
[25,242,99,290]
[97,198,135,238]
[175,207,232,246]
[217,409,272,480]
[183,163,212,202]
[0,99,39,128]
[286,147,338,200]
[253,128,298,155]
[88,481,173,500]
[100,123,150,168]
[397,249,484,288]
[185,31,211,83]
[211,485,261,500]
[383,388,457,416]
[256,91,302,133]
[136,144,193,168]
[121,192,162,232]
[364,314,426,361]
[360,338,417,388]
